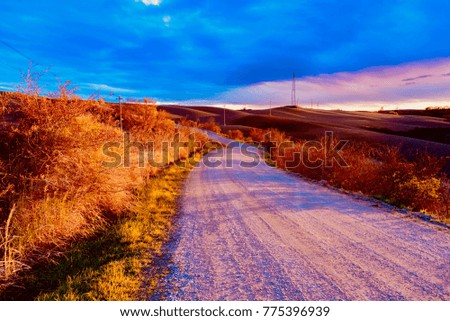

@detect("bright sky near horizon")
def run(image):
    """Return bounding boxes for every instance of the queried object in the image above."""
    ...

[1,0,450,110]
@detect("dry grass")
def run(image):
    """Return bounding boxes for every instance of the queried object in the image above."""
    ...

[226,129,245,141]
[0,68,208,292]
[253,128,449,221]
[31,160,199,301]
[199,117,221,133]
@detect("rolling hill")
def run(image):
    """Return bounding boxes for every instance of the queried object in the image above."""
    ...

[157,105,450,158]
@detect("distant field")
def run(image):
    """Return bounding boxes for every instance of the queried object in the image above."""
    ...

[158,105,450,159]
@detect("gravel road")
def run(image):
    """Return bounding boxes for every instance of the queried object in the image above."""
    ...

[150,134,450,300]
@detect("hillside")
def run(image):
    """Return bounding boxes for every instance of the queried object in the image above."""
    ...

[157,105,450,158]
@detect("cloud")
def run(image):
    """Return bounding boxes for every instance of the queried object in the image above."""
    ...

[2,0,450,106]
[402,74,433,82]
[162,15,171,27]
[85,83,137,94]
[0,82,16,91]
[136,0,162,6]
[217,58,450,110]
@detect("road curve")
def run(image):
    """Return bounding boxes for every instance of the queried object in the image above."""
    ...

[150,134,450,300]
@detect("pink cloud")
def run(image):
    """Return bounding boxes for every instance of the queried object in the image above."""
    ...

[218,57,450,110]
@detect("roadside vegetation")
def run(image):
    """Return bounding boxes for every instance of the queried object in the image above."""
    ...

[1,159,201,300]
[211,121,449,222]
[0,69,208,298]
[243,127,450,222]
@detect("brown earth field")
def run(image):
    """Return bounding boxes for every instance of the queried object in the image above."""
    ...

[157,105,450,162]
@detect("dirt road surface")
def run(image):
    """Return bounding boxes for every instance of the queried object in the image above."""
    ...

[150,134,450,300]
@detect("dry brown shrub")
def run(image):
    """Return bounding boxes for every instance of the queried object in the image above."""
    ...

[248,128,267,142]
[179,118,198,128]
[226,129,245,141]
[439,177,450,219]
[121,100,175,141]
[265,128,449,220]
[0,68,207,283]
[199,117,221,133]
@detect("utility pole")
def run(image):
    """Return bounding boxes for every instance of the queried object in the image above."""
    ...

[269,100,272,117]
[118,96,123,131]
[223,106,226,126]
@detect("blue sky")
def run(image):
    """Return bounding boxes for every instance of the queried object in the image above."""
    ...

[1,0,450,109]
